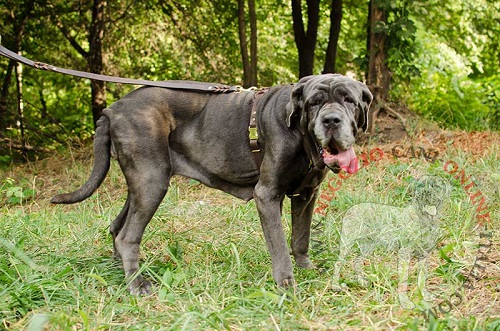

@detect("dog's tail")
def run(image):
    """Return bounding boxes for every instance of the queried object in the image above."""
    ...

[51,116,111,204]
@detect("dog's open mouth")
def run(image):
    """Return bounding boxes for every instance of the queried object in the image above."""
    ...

[322,145,359,174]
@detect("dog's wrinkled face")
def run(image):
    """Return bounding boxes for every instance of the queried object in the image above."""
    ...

[286,74,373,173]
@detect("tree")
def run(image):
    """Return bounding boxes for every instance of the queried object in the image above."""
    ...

[323,0,342,74]
[55,0,107,127]
[291,0,344,78]
[237,0,258,87]
[88,0,107,127]
[0,0,35,133]
[157,0,242,83]
[366,0,390,100]
[291,0,320,78]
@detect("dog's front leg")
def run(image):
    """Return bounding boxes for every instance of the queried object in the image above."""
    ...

[417,256,435,301]
[397,247,415,309]
[290,187,319,269]
[254,182,294,287]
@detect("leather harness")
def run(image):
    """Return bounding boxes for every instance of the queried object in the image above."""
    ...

[248,88,268,168]
[248,87,325,198]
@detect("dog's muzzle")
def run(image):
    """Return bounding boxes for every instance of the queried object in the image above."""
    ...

[315,106,359,174]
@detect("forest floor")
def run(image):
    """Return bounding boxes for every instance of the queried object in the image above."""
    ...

[367,106,500,158]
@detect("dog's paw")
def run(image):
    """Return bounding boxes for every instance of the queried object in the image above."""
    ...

[295,256,314,269]
[128,278,152,296]
[281,277,296,288]
[398,293,415,310]
[275,274,295,289]
[331,282,347,292]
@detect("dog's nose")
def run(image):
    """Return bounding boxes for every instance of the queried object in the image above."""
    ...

[322,113,342,128]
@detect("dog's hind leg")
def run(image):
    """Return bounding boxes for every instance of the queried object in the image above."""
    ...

[114,159,170,295]
[109,195,130,259]
[110,116,172,294]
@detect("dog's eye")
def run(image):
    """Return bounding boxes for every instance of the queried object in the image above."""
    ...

[344,96,355,104]
[309,98,322,107]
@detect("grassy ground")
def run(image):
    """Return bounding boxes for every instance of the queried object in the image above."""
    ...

[1,128,499,330]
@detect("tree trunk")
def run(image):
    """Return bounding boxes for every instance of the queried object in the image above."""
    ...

[238,0,258,88]
[248,0,258,87]
[237,0,251,87]
[88,0,107,127]
[15,56,26,159]
[291,0,320,78]
[366,0,390,100]
[323,0,342,74]
[0,0,34,132]
[0,61,15,131]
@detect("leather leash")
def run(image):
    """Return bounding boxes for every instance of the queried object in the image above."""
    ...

[0,44,270,168]
[0,45,239,92]
[1,44,324,191]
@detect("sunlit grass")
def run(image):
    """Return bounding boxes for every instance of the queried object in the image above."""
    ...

[1,140,499,330]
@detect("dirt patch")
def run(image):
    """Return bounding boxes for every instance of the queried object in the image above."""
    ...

[367,107,500,159]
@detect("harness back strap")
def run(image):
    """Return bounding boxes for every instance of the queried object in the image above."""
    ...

[0,45,239,92]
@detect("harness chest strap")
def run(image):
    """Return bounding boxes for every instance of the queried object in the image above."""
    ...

[249,88,325,198]
[249,89,268,168]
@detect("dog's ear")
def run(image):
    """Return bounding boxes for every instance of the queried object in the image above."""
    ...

[285,84,305,128]
[357,84,373,132]
[286,75,317,128]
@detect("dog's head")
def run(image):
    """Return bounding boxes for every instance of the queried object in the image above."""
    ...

[410,176,451,219]
[286,74,373,173]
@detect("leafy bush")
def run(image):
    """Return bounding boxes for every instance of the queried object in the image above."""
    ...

[1,178,36,205]
[408,73,491,131]
[393,25,499,131]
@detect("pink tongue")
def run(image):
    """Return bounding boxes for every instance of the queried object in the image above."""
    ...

[323,146,359,174]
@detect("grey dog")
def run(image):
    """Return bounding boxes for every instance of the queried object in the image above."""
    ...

[52,74,372,294]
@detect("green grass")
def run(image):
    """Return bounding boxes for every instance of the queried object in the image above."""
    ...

[0,140,499,330]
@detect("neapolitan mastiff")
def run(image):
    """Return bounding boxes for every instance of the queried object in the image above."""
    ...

[52,74,373,294]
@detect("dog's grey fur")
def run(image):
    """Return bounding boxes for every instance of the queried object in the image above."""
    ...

[52,74,372,294]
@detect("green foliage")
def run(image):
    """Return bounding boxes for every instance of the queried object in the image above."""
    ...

[388,0,499,131]
[0,154,12,167]
[376,0,419,76]
[407,72,492,130]
[1,177,35,204]
[392,23,499,131]
[0,0,498,163]
[483,75,500,130]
